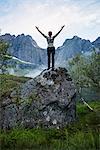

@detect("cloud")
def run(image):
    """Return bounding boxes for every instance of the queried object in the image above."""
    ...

[0,0,100,48]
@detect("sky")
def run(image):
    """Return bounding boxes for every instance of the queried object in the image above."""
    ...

[0,0,100,48]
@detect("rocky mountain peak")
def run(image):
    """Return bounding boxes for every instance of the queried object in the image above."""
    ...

[56,36,93,66]
[0,33,99,72]
[72,35,81,40]
[0,33,15,42]
[92,37,100,48]
[0,33,47,65]
[16,33,38,47]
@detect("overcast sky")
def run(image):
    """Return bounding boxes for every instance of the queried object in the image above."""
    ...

[0,0,100,48]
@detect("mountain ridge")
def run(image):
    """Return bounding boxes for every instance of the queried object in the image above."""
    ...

[0,33,100,68]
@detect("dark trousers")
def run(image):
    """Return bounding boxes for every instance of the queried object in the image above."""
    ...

[47,47,55,70]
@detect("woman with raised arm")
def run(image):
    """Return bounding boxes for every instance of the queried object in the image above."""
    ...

[35,25,65,70]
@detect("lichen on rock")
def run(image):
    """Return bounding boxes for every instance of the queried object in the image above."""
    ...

[0,67,76,129]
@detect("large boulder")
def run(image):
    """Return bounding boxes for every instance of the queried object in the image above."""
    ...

[0,68,76,129]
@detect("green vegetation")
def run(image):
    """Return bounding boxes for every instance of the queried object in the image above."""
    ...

[68,50,100,100]
[29,92,40,101]
[0,101,100,150]
[0,40,12,74]
[0,62,100,150]
[0,74,31,99]
[68,50,100,89]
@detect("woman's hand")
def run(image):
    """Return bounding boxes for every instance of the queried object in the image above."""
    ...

[35,26,39,30]
[61,25,65,29]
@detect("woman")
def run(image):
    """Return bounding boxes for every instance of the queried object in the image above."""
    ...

[35,25,65,70]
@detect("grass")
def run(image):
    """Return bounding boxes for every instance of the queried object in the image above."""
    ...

[0,74,31,99]
[0,101,100,150]
[0,129,99,150]
[0,74,100,150]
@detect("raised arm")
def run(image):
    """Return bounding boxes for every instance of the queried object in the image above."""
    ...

[53,25,65,39]
[35,26,47,38]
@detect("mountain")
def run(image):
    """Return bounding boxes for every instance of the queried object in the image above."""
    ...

[92,37,100,48]
[0,33,47,66]
[0,34,100,69]
[56,36,95,65]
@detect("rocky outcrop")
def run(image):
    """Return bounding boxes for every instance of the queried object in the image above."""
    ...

[0,68,76,129]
